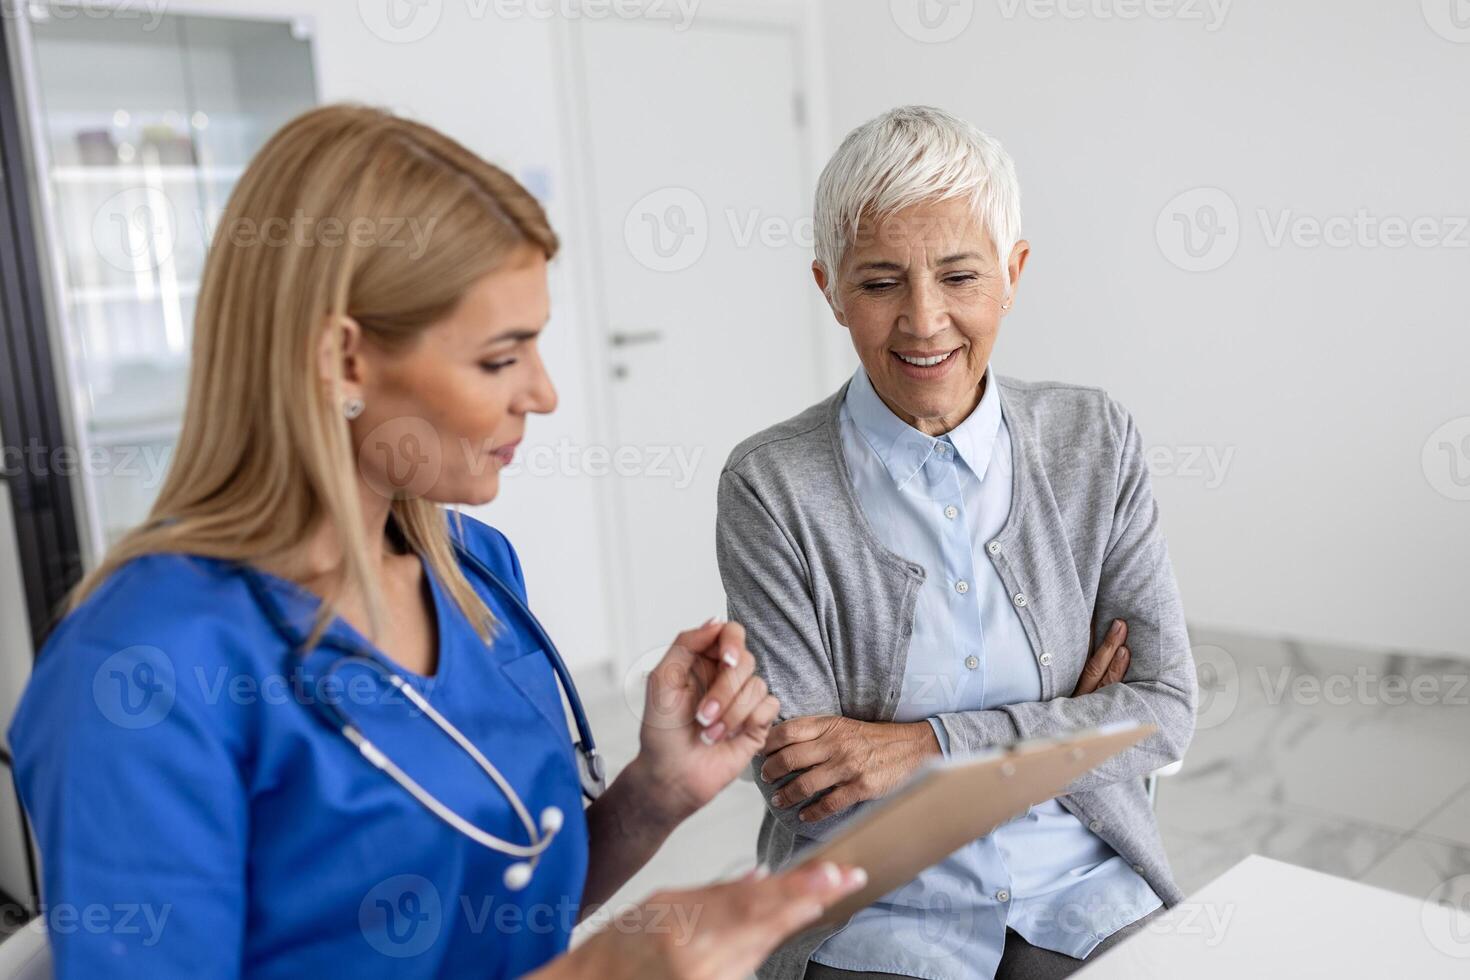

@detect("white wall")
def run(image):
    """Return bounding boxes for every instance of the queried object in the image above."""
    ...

[30,0,1464,666]
[814,0,1470,657]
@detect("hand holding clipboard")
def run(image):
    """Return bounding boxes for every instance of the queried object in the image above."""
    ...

[784,721,1158,933]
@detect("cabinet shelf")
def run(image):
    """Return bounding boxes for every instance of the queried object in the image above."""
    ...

[50,165,245,185]
[68,281,202,305]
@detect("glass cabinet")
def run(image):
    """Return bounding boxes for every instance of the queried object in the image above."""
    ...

[13,3,318,550]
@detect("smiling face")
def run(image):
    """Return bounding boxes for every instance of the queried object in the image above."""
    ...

[815,197,1028,436]
[342,245,558,507]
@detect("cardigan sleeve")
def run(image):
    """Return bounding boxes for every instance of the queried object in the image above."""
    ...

[716,468,860,842]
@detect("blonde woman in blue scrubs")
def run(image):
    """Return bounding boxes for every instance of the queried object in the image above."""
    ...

[9,104,865,979]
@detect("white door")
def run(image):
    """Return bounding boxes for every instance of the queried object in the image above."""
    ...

[574,16,824,667]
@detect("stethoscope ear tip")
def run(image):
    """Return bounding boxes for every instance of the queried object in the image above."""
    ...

[504,862,534,891]
[540,806,564,835]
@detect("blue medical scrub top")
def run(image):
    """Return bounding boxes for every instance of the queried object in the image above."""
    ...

[9,515,590,979]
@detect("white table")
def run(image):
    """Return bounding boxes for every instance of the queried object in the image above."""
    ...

[1074,854,1470,978]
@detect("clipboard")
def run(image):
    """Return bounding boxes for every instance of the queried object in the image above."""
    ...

[788,721,1157,933]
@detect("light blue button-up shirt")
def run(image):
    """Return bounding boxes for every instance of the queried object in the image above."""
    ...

[809,367,1161,980]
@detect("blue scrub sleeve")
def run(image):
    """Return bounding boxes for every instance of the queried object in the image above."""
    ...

[13,619,251,978]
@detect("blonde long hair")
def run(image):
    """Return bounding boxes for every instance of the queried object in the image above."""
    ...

[68,104,558,645]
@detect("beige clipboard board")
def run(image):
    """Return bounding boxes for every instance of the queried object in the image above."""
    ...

[789,721,1157,933]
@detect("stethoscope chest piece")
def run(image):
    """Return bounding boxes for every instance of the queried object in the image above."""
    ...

[332,661,575,892]
[503,805,565,891]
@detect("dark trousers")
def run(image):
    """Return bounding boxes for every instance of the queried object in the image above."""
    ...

[801,906,1164,980]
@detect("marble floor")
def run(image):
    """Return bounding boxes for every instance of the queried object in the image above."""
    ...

[579,624,1470,927]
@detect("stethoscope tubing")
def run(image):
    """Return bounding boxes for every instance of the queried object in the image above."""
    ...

[242,534,606,888]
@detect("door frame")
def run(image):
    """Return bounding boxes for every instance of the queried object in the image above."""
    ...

[0,8,87,650]
[551,0,837,676]
[0,8,79,913]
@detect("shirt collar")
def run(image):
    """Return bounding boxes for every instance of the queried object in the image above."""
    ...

[844,365,1004,489]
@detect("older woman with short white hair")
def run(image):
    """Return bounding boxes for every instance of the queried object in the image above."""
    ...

[716,106,1198,980]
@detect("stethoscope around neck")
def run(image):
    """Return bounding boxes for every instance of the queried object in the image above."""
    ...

[246,541,606,891]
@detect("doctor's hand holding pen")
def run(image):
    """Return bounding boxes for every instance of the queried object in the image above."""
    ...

[535,616,866,980]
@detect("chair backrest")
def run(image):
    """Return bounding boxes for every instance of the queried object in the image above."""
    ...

[0,922,49,980]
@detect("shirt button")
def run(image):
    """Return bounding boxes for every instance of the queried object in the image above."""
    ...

[1133,864,1145,874]
[965,655,979,670]
[987,541,1001,555]
[1089,819,1103,833]
[1038,652,1053,666]
[944,505,959,520]
[995,889,1010,902]
[1013,592,1028,607]
[956,580,970,595]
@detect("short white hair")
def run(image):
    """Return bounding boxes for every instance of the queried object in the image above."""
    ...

[814,106,1023,307]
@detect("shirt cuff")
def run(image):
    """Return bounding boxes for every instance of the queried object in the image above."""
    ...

[926,716,951,758]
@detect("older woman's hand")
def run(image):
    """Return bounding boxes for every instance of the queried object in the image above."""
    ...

[759,715,941,823]
[1072,618,1132,697]
[759,621,1134,823]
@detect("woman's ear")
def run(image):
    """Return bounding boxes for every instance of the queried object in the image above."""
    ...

[318,314,367,402]
[811,261,849,327]
[1004,240,1031,311]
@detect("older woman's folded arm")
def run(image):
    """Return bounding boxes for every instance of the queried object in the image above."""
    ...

[931,403,1199,792]
[716,468,858,840]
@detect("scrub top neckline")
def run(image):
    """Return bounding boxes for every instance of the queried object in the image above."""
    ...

[244,550,458,692]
